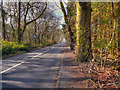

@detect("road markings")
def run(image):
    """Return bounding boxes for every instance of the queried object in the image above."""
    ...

[31,53,42,59]
[0,61,25,74]
[1,46,54,74]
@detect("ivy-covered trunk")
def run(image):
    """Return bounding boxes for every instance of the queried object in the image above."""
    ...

[75,2,92,62]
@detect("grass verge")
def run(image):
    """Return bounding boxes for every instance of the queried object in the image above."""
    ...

[2,40,55,59]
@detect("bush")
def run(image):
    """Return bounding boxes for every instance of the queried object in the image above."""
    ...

[2,40,54,59]
[2,40,31,56]
[2,40,16,54]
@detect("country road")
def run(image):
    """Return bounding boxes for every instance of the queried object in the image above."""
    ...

[1,42,66,88]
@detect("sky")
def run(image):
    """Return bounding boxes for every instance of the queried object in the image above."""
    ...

[50,0,67,24]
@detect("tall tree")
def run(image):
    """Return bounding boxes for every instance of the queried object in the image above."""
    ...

[16,0,21,43]
[118,2,120,69]
[17,2,47,43]
[75,1,92,62]
[1,0,6,40]
[59,0,75,50]
[118,2,120,52]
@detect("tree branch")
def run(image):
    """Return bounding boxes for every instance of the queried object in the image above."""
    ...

[24,2,29,26]
[59,0,68,24]
[26,2,47,26]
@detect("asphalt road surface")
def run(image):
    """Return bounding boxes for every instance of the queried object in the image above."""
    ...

[1,42,66,88]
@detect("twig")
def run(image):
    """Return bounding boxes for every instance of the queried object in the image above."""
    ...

[89,79,97,88]
[53,0,62,10]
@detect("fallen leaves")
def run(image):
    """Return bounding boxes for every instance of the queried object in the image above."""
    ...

[91,66,119,88]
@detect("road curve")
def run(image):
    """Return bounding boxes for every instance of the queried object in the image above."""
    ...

[1,42,66,88]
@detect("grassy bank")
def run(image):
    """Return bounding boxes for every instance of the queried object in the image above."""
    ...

[2,40,55,59]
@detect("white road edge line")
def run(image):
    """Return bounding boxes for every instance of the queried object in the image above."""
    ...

[31,53,42,59]
[0,46,55,74]
[0,61,25,74]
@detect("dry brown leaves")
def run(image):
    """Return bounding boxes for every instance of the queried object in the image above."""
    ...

[92,66,119,88]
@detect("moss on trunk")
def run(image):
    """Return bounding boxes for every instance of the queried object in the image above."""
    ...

[75,2,92,62]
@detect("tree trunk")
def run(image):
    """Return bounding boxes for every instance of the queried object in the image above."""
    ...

[59,0,75,50]
[75,2,92,62]
[34,21,37,45]
[1,0,6,40]
[118,2,120,67]
[68,25,74,50]
[37,27,41,44]
[16,1,22,43]
[17,2,47,43]
[10,15,16,41]
[118,2,120,51]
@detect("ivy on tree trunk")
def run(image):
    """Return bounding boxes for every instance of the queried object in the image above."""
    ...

[75,2,92,62]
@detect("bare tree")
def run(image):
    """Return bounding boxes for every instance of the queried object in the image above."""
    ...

[59,0,75,50]
[1,0,6,40]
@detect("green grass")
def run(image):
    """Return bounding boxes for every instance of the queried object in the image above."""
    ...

[2,40,31,59]
[2,51,26,59]
[2,40,55,59]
